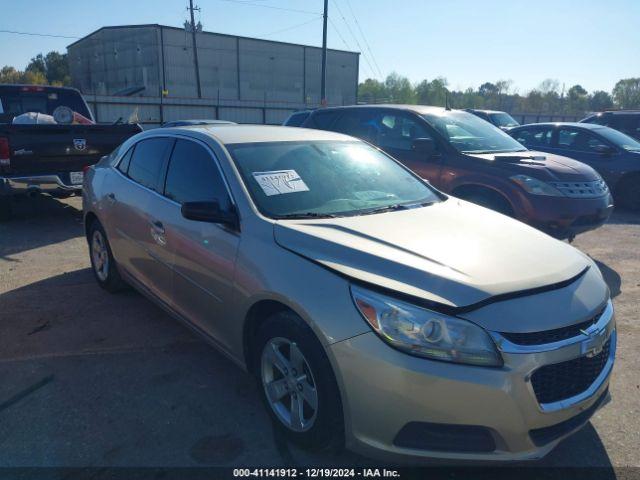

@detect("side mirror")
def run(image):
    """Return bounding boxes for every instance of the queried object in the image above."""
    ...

[594,144,616,155]
[181,200,238,228]
[412,138,437,157]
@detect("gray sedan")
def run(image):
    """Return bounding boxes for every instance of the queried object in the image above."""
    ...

[83,124,615,462]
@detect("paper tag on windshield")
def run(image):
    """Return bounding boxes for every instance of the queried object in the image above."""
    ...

[252,170,309,196]
[0,99,3,114]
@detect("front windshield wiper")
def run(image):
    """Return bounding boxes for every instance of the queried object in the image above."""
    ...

[274,212,337,220]
[462,149,528,154]
[358,201,434,216]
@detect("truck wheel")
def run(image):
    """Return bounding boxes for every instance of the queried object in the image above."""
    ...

[616,176,640,211]
[0,197,12,222]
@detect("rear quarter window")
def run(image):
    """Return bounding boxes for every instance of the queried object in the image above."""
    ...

[305,110,341,130]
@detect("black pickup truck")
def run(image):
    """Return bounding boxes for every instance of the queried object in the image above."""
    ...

[0,84,142,220]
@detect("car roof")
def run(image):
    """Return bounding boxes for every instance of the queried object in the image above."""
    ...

[514,122,605,130]
[316,104,451,115]
[160,124,357,144]
[467,109,507,114]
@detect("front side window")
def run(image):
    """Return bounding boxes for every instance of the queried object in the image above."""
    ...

[228,140,441,219]
[127,138,174,192]
[597,127,640,152]
[557,129,609,153]
[164,139,232,210]
[512,127,553,148]
[422,111,526,154]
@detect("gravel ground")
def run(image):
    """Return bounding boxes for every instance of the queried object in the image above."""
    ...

[0,195,638,470]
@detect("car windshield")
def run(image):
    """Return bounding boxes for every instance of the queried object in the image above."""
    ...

[597,127,640,152]
[489,112,519,128]
[228,140,441,219]
[422,110,527,154]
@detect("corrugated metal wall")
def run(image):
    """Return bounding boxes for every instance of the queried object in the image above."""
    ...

[68,25,359,108]
[83,94,306,128]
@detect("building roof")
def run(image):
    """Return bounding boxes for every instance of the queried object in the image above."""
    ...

[67,24,360,56]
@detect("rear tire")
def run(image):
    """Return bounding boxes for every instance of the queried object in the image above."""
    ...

[616,175,640,211]
[88,219,127,293]
[253,311,344,451]
[0,196,12,222]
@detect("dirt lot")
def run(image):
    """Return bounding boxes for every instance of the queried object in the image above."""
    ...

[0,195,638,469]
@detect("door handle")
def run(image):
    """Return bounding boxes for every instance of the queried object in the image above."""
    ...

[151,220,165,234]
[107,193,116,203]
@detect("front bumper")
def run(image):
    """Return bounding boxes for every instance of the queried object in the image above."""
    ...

[329,303,615,462]
[521,194,614,239]
[0,173,83,197]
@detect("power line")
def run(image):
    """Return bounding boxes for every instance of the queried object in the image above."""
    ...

[212,0,321,15]
[263,17,322,38]
[327,18,351,51]
[329,0,377,78]
[0,29,79,39]
[343,0,384,78]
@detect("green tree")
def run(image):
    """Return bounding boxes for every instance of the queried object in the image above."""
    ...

[567,84,588,114]
[358,78,387,103]
[589,90,614,111]
[384,73,415,104]
[613,78,640,109]
[25,51,70,86]
[415,77,448,106]
[0,65,48,85]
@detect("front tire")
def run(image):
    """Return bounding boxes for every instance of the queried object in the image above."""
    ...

[88,220,126,293]
[254,311,344,451]
[460,189,514,217]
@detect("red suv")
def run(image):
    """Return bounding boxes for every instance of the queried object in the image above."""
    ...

[300,105,614,240]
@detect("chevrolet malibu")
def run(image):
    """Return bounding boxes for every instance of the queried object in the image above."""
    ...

[83,125,615,462]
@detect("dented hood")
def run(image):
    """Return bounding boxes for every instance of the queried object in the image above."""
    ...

[274,199,590,309]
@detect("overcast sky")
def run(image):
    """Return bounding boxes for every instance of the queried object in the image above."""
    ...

[1,0,638,93]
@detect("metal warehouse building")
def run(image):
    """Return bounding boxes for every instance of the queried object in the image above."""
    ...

[67,24,359,108]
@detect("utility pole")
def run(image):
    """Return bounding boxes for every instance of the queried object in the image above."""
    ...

[320,0,328,107]
[188,0,202,98]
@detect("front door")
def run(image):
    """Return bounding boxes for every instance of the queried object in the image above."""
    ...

[159,138,240,345]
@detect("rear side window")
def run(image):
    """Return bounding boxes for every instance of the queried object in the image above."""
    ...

[164,139,232,210]
[117,147,135,174]
[306,110,340,130]
[285,112,310,127]
[127,138,174,192]
[512,127,553,148]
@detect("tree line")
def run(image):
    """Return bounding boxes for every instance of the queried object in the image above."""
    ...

[0,51,71,86]
[358,74,640,115]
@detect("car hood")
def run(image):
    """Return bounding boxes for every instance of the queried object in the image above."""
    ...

[467,151,600,182]
[274,198,590,310]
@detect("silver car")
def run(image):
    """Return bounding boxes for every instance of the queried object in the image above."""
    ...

[83,125,615,462]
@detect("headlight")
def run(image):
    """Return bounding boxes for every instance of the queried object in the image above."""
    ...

[510,175,563,196]
[351,286,503,367]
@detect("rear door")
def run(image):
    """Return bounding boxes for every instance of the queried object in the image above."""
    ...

[105,136,176,305]
[159,138,240,344]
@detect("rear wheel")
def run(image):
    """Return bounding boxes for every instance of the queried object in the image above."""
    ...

[254,311,343,451]
[616,175,640,211]
[0,196,12,222]
[88,220,126,293]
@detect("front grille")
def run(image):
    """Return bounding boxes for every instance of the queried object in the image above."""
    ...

[549,179,609,198]
[501,307,604,346]
[530,337,611,404]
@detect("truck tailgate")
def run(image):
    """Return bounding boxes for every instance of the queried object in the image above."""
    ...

[2,124,141,175]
